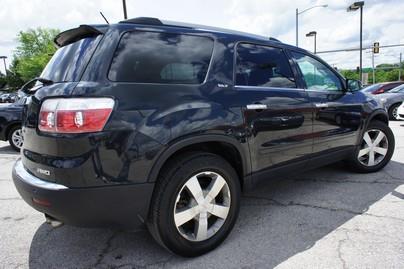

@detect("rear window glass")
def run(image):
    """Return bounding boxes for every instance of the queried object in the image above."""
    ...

[41,36,102,82]
[236,43,296,88]
[108,31,214,84]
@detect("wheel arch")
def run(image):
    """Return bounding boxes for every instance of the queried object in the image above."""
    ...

[367,109,389,125]
[147,134,251,190]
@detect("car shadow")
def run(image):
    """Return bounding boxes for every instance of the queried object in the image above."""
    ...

[28,161,404,268]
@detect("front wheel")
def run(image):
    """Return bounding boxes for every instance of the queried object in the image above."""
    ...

[347,120,395,173]
[388,103,400,121]
[147,152,241,257]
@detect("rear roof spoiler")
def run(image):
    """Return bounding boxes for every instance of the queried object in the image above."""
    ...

[54,25,105,47]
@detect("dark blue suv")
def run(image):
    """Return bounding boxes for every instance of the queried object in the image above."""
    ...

[12,17,394,257]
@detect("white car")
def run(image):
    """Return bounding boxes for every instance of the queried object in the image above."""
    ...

[397,103,404,120]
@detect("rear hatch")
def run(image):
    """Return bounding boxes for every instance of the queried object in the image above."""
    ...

[22,25,107,186]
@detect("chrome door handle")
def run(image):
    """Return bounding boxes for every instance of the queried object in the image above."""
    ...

[246,104,268,110]
[315,103,329,108]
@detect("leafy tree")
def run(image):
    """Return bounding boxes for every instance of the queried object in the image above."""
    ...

[12,28,59,82]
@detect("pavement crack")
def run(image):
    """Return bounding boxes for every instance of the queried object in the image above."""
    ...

[337,230,349,269]
[243,195,404,222]
[94,231,120,268]
[293,177,402,185]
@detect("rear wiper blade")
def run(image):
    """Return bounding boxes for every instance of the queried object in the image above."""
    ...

[20,77,54,93]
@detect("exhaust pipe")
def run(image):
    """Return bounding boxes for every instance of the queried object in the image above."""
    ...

[45,214,64,228]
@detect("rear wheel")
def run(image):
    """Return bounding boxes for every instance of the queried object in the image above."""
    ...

[347,120,394,173]
[147,152,241,257]
[8,126,23,152]
[388,103,401,120]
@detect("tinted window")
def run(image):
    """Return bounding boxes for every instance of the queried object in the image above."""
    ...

[41,36,102,82]
[236,43,296,88]
[109,31,214,84]
[292,51,343,91]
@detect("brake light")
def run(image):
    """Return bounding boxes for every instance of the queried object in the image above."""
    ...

[38,98,114,133]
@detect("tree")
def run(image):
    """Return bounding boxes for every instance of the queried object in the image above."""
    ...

[11,28,59,84]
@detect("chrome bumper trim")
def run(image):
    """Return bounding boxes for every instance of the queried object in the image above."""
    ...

[14,160,68,190]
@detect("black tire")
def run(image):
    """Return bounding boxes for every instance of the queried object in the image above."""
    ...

[347,120,395,173]
[147,151,241,257]
[388,103,401,121]
[7,125,23,152]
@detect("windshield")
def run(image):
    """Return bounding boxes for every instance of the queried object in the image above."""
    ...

[40,35,102,82]
[361,84,381,93]
[390,84,404,93]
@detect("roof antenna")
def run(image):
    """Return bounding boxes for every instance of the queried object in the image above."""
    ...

[100,11,110,24]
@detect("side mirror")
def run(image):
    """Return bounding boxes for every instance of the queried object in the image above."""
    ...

[346,79,362,92]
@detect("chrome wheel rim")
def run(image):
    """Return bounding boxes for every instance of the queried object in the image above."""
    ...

[358,129,388,166]
[174,171,231,242]
[11,129,23,149]
[392,107,398,119]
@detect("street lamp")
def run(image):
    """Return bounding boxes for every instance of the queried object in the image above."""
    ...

[296,4,328,47]
[306,31,317,54]
[0,56,7,75]
[347,1,365,83]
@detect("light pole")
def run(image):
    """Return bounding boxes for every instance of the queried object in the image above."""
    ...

[122,0,128,19]
[296,4,328,47]
[306,31,317,53]
[347,1,364,83]
[0,56,7,75]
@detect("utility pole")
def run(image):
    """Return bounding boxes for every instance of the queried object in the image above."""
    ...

[347,1,365,83]
[372,50,375,84]
[399,53,402,81]
[122,0,128,19]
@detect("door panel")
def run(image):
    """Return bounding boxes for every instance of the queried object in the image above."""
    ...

[238,88,313,173]
[233,43,314,178]
[290,51,363,154]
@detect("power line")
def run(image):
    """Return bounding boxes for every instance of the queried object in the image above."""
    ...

[316,43,404,54]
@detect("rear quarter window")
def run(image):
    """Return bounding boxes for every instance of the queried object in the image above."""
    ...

[108,31,214,84]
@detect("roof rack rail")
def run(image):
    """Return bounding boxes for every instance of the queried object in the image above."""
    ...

[119,17,163,25]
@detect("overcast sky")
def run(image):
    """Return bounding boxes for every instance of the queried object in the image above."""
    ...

[1,0,403,73]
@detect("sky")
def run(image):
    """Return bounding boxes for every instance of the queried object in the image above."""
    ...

[0,0,403,73]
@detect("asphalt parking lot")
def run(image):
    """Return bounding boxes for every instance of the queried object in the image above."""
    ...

[0,122,403,269]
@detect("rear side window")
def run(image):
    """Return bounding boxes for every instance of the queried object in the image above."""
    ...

[236,43,296,88]
[41,36,102,82]
[109,31,214,84]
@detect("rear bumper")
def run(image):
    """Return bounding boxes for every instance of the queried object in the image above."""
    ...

[12,159,154,229]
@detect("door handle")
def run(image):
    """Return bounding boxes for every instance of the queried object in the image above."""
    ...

[246,104,268,110]
[315,103,329,108]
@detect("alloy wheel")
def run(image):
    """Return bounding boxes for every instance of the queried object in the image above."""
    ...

[174,171,231,242]
[357,129,388,166]
[392,107,398,119]
[11,128,23,149]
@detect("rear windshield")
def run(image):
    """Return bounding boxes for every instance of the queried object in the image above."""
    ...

[361,84,381,93]
[108,31,214,84]
[40,36,102,82]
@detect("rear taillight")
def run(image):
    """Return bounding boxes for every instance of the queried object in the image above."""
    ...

[38,98,114,133]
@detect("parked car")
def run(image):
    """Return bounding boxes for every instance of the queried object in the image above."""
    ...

[361,81,404,95]
[396,102,404,120]
[373,84,404,120]
[0,96,24,150]
[0,92,18,103]
[12,17,395,257]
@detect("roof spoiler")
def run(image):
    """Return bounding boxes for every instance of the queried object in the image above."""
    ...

[54,25,105,47]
